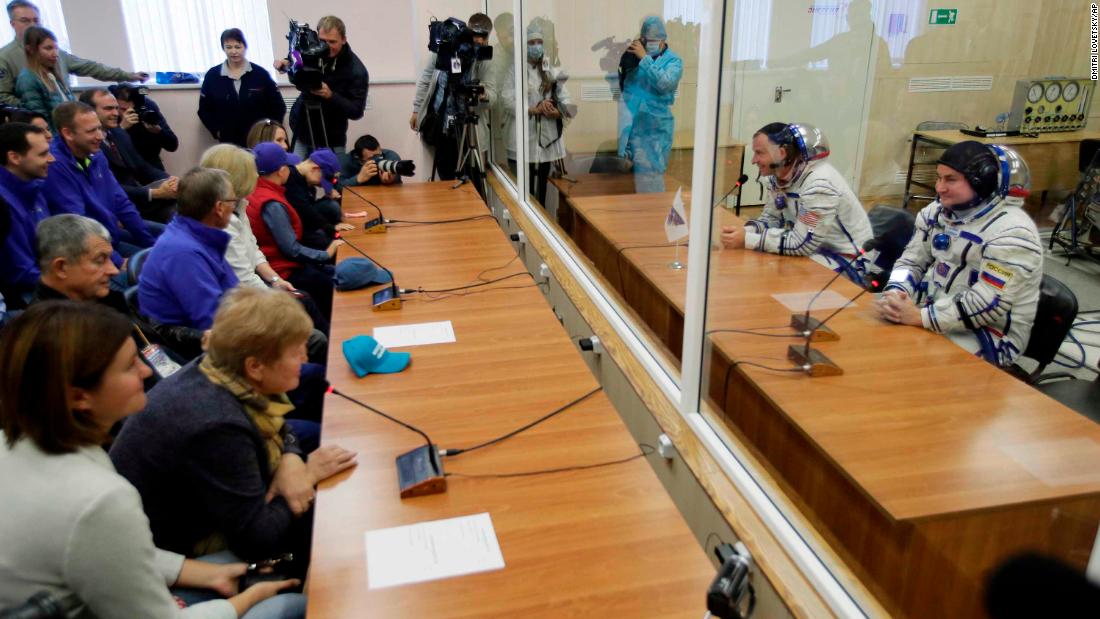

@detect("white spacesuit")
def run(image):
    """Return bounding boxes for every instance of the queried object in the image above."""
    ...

[744,125,874,281]
[884,144,1042,366]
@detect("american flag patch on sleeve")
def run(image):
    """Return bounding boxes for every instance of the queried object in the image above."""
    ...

[797,210,820,227]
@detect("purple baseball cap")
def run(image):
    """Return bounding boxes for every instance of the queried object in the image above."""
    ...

[254,142,301,176]
[309,148,341,193]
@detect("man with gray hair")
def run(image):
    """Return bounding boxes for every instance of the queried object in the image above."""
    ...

[33,213,120,305]
[0,0,147,105]
[138,166,239,331]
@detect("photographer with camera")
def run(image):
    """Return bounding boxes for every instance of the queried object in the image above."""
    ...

[0,1,147,106]
[112,82,178,172]
[274,16,368,158]
[410,13,492,181]
[341,134,413,187]
[509,18,572,206]
[79,88,177,224]
[617,16,683,194]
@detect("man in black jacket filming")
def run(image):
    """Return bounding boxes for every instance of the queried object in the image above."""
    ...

[275,15,368,158]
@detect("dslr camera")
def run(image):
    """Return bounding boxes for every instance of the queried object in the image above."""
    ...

[127,86,160,125]
[285,20,328,92]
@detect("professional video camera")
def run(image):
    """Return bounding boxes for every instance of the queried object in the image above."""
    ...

[428,17,492,75]
[285,19,328,92]
[372,155,416,178]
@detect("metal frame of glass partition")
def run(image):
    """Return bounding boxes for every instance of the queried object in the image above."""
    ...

[485,2,871,616]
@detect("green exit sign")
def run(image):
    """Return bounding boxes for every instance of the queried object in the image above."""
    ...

[929,8,957,24]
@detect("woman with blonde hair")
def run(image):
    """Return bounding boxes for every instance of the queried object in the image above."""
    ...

[200,143,295,292]
[110,288,356,583]
[14,26,73,128]
[245,119,290,151]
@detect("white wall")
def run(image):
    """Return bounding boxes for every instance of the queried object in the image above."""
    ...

[55,0,483,180]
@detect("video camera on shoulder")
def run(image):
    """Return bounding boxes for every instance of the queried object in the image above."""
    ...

[285,19,328,92]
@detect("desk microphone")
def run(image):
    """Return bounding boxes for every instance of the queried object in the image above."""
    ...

[334,232,403,311]
[789,240,875,342]
[343,186,387,233]
[713,174,750,209]
[326,385,446,498]
[788,270,879,378]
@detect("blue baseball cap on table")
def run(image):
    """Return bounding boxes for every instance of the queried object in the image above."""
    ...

[254,141,301,175]
[334,257,392,291]
[342,335,410,377]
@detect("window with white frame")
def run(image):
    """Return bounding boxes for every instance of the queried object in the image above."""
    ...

[0,0,71,57]
[119,0,277,77]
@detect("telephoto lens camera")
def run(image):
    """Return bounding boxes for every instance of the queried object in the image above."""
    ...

[372,155,416,178]
[285,19,328,92]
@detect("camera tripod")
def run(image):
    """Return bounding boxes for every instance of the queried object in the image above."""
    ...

[289,97,330,154]
[452,112,485,196]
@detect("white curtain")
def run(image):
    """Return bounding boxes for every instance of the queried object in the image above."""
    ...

[0,0,71,52]
[119,0,276,76]
[730,0,772,67]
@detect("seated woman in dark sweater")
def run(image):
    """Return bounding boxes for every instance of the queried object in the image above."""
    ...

[110,287,356,576]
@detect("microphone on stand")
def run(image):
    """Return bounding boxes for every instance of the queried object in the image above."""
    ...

[334,232,403,311]
[343,186,387,233]
[789,240,876,343]
[712,174,750,209]
[788,265,880,378]
[326,385,446,498]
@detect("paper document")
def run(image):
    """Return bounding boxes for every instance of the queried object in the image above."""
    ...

[372,320,456,348]
[365,512,506,589]
[772,290,857,313]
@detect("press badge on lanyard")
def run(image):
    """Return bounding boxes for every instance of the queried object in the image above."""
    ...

[451,56,462,73]
[142,343,181,378]
[135,326,180,378]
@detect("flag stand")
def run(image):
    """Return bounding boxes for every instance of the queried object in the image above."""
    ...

[668,243,684,270]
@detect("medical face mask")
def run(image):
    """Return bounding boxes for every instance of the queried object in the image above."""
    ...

[645,40,662,56]
[527,43,543,62]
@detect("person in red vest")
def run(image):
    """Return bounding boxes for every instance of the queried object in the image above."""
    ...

[245,142,343,319]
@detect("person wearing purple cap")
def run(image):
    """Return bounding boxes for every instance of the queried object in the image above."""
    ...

[245,142,343,321]
[283,147,351,250]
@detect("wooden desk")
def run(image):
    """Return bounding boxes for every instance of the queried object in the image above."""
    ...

[563,190,1100,618]
[307,182,713,618]
[905,129,1100,208]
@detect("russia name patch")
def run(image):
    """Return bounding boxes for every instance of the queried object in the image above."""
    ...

[981,271,1007,289]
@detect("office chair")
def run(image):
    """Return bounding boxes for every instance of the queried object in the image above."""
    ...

[1009,274,1078,383]
[124,247,152,288]
[864,205,915,291]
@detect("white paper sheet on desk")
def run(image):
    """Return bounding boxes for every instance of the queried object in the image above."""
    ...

[365,512,505,589]
[372,320,456,348]
[771,290,857,312]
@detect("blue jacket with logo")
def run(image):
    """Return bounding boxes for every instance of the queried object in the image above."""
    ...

[138,215,238,330]
[0,166,48,291]
[43,136,155,265]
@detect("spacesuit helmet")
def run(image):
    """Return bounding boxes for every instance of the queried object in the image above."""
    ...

[937,141,1030,201]
[758,122,830,164]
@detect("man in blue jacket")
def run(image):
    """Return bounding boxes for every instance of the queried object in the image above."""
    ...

[138,167,239,331]
[43,101,157,266]
[0,121,52,308]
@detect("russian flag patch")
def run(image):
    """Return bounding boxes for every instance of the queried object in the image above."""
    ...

[980,262,1014,289]
[981,271,1006,288]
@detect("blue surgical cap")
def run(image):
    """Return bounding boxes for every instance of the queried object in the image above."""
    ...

[641,15,667,40]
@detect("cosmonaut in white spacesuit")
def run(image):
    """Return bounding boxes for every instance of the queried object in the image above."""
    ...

[720,122,874,283]
[874,140,1042,367]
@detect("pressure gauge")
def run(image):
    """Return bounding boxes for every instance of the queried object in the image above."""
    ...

[1045,82,1062,102]
[1027,83,1044,103]
[1064,82,1080,102]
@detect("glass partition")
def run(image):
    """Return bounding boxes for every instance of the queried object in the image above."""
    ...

[508,0,711,369]
[698,1,1100,617]
[487,1,518,186]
